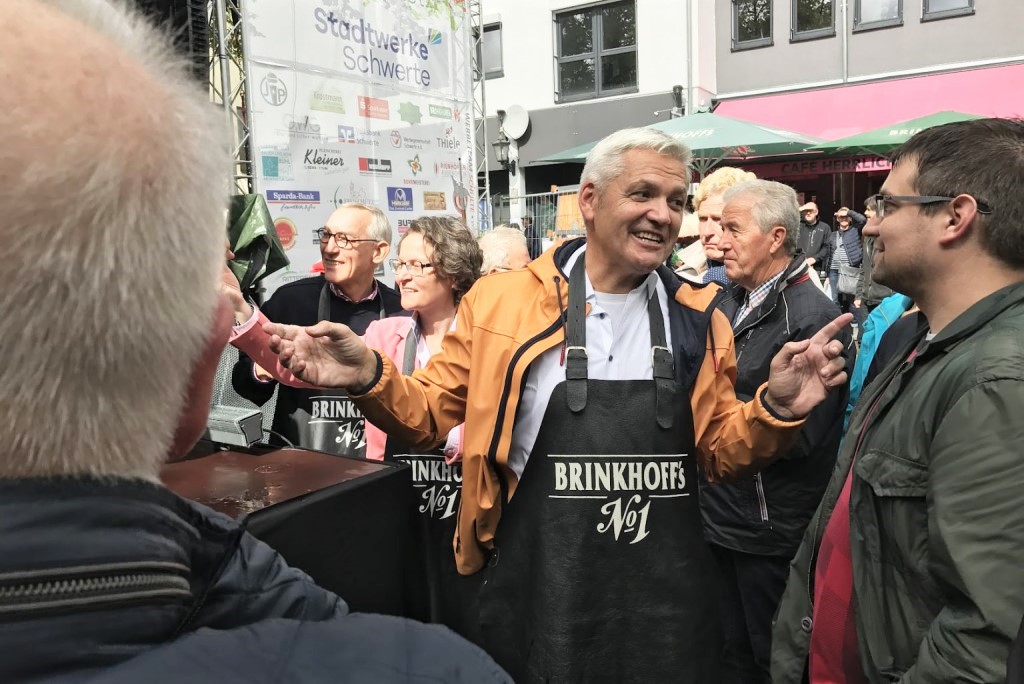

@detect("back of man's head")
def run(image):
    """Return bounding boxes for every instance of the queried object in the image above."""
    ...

[0,0,230,480]
[892,117,1024,269]
[479,226,530,275]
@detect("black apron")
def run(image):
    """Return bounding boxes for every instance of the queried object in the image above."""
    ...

[383,326,477,637]
[477,258,721,683]
[288,285,384,458]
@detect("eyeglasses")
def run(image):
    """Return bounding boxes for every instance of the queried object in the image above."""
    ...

[389,259,434,276]
[315,228,378,249]
[865,193,993,220]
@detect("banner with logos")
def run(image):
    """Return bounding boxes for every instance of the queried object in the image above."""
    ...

[241,0,476,292]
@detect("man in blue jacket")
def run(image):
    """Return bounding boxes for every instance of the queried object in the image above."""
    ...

[0,2,508,682]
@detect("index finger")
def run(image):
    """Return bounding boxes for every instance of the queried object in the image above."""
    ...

[809,313,854,346]
[263,322,302,341]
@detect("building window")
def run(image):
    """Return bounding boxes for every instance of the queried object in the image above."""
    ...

[732,0,772,51]
[792,0,835,41]
[480,23,503,79]
[923,0,973,21]
[854,0,903,31]
[554,1,637,103]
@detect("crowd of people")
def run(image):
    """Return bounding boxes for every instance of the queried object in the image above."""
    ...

[3,1,1024,682]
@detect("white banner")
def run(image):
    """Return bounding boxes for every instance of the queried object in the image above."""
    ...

[242,0,476,292]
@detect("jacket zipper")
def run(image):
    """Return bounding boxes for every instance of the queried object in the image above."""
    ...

[0,561,191,616]
[486,317,564,485]
[754,473,770,524]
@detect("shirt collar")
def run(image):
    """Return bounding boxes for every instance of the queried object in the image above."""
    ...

[742,267,787,311]
[329,280,379,303]
[563,244,660,305]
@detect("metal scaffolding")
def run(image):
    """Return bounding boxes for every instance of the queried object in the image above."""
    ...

[209,0,253,195]
[469,0,491,219]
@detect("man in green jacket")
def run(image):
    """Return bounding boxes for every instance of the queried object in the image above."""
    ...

[772,117,1024,683]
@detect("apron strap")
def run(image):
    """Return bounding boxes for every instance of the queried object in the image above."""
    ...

[565,256,588,413]
[317,282,332,321]
[402,321,420,376]
[647,290,676,430]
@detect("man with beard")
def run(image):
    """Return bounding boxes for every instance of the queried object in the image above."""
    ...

[773,118,1024,683]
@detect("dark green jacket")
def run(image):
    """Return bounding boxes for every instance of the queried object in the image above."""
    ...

[772,281,1024,683]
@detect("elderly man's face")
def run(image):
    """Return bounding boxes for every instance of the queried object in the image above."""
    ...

[697,192,726,260]
[719,196,786,291]
[319,206,387,288]
[801,206,819,223]
[580,149,687,282]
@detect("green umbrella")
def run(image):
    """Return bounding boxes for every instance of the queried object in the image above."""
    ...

[538,111,823,176]
[806,111,983,156]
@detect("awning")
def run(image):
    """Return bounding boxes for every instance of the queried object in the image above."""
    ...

[716,63,1024,140]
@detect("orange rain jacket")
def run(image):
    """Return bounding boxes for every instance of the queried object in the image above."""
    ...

[353,240,804,574]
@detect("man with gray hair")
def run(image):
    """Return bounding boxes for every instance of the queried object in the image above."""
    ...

[260,127,853,681]
[229,202,404,457]
[703,180,851,683]
[478,225,532,274]
[0,1,508,681]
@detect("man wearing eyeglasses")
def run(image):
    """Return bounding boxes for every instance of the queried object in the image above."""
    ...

[773,117,1024,684]
[229,203,404,457]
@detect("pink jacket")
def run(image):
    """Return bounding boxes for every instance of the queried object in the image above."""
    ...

[231,311,463,462]
[361,316,465,462]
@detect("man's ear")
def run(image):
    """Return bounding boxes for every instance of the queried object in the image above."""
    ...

[769,226,787,254]
[937,195,981,248]
[372,240,391,265]
[579,181,599,224]
[166,295,233,462]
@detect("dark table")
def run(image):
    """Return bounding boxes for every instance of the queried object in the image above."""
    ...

[162,440,424,618]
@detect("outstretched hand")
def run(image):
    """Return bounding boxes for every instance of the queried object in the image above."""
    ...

[764,313,853,419]
[265,321,378,390]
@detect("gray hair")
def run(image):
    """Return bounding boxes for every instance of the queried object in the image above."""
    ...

[0,0,231,480]
[724,180,800,256]
[340,202,392,244]
[478,226,528,274]
[581,128,693,190]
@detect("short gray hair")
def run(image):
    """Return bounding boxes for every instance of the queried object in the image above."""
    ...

[581,128,693,190]
[340,202,392,244]
[478,226,528,274]
[724,180,800,256]
[0,0,230,480]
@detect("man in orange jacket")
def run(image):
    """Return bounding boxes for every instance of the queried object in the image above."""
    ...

[266,128,852,683]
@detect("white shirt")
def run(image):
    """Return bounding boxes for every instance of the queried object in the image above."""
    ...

[507,246,673,478]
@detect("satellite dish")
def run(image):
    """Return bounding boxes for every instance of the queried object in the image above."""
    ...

[503,105,530,140]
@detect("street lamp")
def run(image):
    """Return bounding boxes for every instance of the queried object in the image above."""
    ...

[492,112,515,174]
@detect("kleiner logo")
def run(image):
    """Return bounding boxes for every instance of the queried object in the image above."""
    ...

[427,29,443,46]
[266,190,320,204]
[387,187,414,212]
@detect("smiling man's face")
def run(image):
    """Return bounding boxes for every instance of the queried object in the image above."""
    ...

[579,149,687,289]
